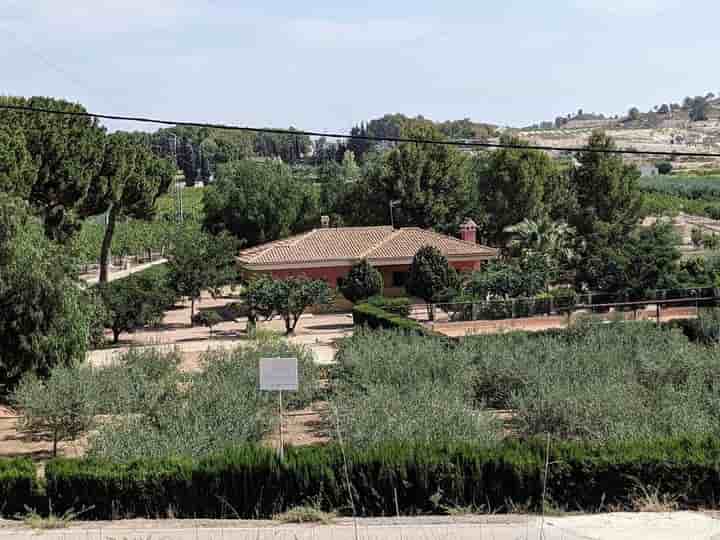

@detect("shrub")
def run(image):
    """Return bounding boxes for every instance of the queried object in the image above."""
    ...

[44,437,720,519]
[352,303,428,335]
[406,246,457,316]
[0,458,36,516]
[656,161,673,175]
[366,296,412,317]
[338,259,383,303]
[87,338,319,461]
[13,366,98,457]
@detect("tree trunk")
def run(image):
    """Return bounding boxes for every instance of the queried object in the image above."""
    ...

[190,297,195,326]
[99,203,119,284]
[53,431,58,457]
[112,328,121,344]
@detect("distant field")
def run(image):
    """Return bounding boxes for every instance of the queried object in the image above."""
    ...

[640,175,720,200]
[156,185,205,220]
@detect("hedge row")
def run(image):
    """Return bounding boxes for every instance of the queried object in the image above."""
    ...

[0,458,36,516]
[352,303,429,335]
[31,437,720,519]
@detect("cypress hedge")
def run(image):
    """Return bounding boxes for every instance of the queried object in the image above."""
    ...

[0,458,36,516]
[352,303,431,336]
[43,437,720,519]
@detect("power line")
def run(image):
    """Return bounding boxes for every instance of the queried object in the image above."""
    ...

[1,102,720,158]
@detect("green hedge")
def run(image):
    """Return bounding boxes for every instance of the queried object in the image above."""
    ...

[352,303,429,335]
[0,458,36,516]
[367,296,412,317]
[43,437,720,519]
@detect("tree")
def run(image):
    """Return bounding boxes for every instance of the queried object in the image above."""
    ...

[0,96,106,241]
[166,227,238,323]
[338,259,383,303]
[0,124,37,199]
[243,275,278,335]
[98,271,170,344]
[268,277,332,334]
[13,366,96,457]
[192,310,224,337]
[80,133,175,283]
[575,222,681,296]
[202,160,312,247]
[0,195,100,390]
[571,131,642,239]
[504,218,576,268]
[406,246,457,319]
[359,123,470,229]
[628,107,641,121]
[473,136,562,243]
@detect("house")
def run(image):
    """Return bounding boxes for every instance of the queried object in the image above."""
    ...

[237,218,497,295]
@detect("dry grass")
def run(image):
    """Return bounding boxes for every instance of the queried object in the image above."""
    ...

[273,505,337,524]
[631,482,680,513]
[21,508,79,529]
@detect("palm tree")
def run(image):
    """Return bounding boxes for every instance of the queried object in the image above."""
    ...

[504,218,576,265]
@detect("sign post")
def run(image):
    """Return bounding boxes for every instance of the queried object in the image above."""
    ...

[259,357,298,461]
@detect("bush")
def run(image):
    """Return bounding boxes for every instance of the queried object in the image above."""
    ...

[44,437,720,519]
[366,296,412,317]
[13,366,98,457]
[352,303,428,335]
[87,337,319,461]
[0,458,36,516]
[656,161,673,175]
[338,259,383,303]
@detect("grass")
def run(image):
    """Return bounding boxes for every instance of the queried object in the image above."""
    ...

[20,506,86,529]
[273,505,337,524]
[630,481,680,513]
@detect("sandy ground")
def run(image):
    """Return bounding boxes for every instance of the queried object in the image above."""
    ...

[1,513,720,539]
[431,306,698,337]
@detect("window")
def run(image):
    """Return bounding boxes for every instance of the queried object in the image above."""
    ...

[392,271,409,287]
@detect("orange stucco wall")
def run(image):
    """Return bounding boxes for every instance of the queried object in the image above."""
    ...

[242,259,488,293]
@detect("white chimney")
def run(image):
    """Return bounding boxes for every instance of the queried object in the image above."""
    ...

[320,215,330,228]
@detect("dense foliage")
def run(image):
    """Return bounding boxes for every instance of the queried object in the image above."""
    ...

[336,322,720,444]
[202,160,319,247]
[97,264,176,343]
[166,227,238,322]
[0,196,102,391]
[14,339,319,462]
[39,436,720,519]
[338,259,383,303]
[406,246,457,306]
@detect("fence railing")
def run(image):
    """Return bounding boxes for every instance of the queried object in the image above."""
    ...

[432,288,719,323]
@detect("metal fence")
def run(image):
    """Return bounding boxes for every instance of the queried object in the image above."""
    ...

[432,287,719,323]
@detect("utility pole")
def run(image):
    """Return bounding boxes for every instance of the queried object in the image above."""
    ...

[389,200,400,229]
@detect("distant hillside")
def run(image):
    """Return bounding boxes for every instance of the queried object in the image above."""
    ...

[526,91,720,131]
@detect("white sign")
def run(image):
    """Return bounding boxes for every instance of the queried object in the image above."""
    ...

[259,357,298,391]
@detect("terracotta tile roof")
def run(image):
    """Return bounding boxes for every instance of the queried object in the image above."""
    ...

[238,226,497,267]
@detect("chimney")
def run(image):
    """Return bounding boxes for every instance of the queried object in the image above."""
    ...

[320,215,330,229]
[459,218,477,244]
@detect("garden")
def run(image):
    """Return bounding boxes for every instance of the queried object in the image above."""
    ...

[5,314,720,518]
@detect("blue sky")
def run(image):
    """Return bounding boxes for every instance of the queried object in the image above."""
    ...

[2,1,719,133]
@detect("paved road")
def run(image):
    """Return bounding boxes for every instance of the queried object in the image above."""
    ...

[2,513,720,540]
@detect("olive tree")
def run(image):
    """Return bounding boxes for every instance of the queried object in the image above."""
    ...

[13,366,97,457]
